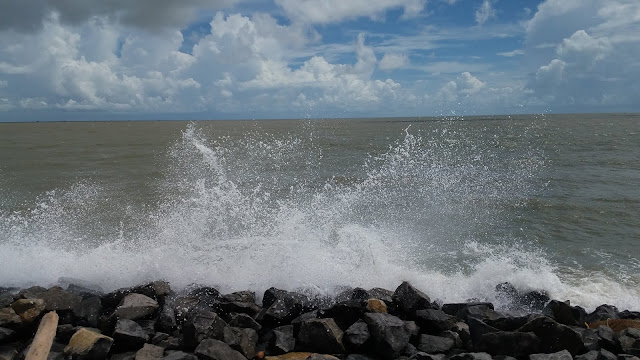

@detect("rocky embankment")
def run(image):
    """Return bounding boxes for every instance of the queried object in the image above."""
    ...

[1,280,639,360]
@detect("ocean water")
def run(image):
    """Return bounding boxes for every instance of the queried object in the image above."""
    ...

[0,114,638,312]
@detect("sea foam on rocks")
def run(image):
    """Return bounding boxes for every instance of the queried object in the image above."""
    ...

[0,280,639,360]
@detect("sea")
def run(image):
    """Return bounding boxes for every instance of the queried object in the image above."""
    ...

[0,113,638,312]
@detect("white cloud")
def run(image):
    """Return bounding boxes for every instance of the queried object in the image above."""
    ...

[497,49,524,57]
[475,0,496,25]
[275,0,427,24]
[379,53,410,70]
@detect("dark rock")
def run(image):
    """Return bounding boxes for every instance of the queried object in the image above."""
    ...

[575,349,617,360]
[442,303,494,318]
[520,290,551,311]
[163,351,197,360]
[405,320,420,341]
[449,352,493,360]
[111,352,137,360]
[220,292,255,304]
[11,298,46,323]
[416,334,455,354]
[617,355,640,360]
[518,316,585,355]
[351,288,371,300]
[619,311,640,320]
[415,309,458,334]
[185,287,220,309]
[368,288,395,304]
[17,286,47,299]
[270,325,295,354]
[476,331,540,357]
[55,324,77,343]
[64,327,114,360]
[74,297,103,328]
[441,330,463,348]
[47,351,64,360]
[363,312,411,358]
[137,320,157,339]
[103,282,170,314]
[344,320,370,351]
[587,326,617,352]
[346,354,377,360]
[213,301,261,318]
[404,343,419,357]
[320,299,367,330]
[0,309,21,329]
[227,313,262,332]
[0,328,15,343]
[587,306,619,324]
[529,350,573,360]
[157,301,177,333]
[182,310,228,351]
[222,327,257,359]
[0,293,14,309]
[0,346,18,360]
[617,328,640,355]
[305,355,340,360]
[410,353,446,360]
[115,294,159,320]
[152,333,170,345]
[393,282,432,315]
[156,337,181,351]
[466,317,500,345]
[543,300,587,327]
[297,318,345,354]
[193,338,245,360]
[458,305,504,323]
[39,286,82,311]
[135,344,165,360]
[257,290,316,327]
[112,319,150,352]
[486,315,533,331]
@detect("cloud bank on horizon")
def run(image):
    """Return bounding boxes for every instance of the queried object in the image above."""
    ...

[0,0,639,120]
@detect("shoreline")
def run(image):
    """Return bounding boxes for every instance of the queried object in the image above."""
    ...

[1,280,639,360]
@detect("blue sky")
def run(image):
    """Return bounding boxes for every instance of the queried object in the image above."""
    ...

[1,0,639,121]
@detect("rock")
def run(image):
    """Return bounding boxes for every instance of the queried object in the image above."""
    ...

[137,320,157,339]
[157,302,177,333]
[64,328,114,360]
[0,328,15,343]
[440,330,463,348]
[0,346,18,360]
[11,299,46,323]
[617,355,640,360]
[17,286,47,299]
[135,344,164,360]
[227,313,262,332]
[344,320,370,351]
[575,349,617,360]
[543,300,587,327]
[0,308,23,329]
[486,315,533,331]
[115,294,159,320]
[152,333,170,345]
[476,331,540,357]
[520,290,551,311]
[366,299,388,313]
[410,352,447,360]
[264,352,314,360]
[320,300,366,330]
[182,310,228,351]
[529,350,573,360]
[466,317,500,345]
[258,289,316,327]
[582,326,617,352]
[111,352,137,360]
[221,292,255,304]
[457,305,504,323]
[363,312,411,358]
[442,303,494,318]
[415,309,458,334]
[590,320,640,333]
[449,352,493,360]
[305,355,340,360]
[619,311,640,320]
[73,297,103,328]
[222,327,257,359]
[617,328,640,355]
[0,293,14,308]
[156,337,181,351]
[193,338,245,360]
[270,325,295,354]
[393,282,432,315]
[345,355,377,360]
[162,351,197,360]
[368,288,395,304]
[39,286,82,312]
[587,306,620,324]
[416,334,455,354]
[518,316,585,355]
[185,287,220,309]
[297,318,345,354]
[112,319,150,351]
[55,324,78,343]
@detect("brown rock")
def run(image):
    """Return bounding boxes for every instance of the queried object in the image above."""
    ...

[366,299,387,313]
[115,294,159,320]
[64,328,114,360]
[11,299,46,323]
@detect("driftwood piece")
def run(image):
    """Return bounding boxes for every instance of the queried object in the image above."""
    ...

[25,311,59,360]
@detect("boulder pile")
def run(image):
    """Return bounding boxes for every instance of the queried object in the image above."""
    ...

[1,280,639,360]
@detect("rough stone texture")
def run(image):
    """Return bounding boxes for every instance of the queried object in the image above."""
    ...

[367,299,388,313]
[344,320,370,351]
[162,351,197,360]
[306,355,340,360]
[441,303,494,318]
[575,349,618,360]
[393,282,432,315]
[193,338,245,360]
[416,334,455,354]
[486,315,533,331]
[321,300,367,330]
[363,312,411,358]
[587,305,620,324]
[345,355,377,360]
[449,353,493,360]
[111,352,137,360]
[518,316,585,355]
[73,297,103,328]
[157,302,177,333]
[583,326,617,352]
[617,328,640,355]
[115,294,160,320]
[221,291,255,304]
[227,313,262,332]
[182,310,228,351]
[0,346,18,360]
[368,288,395,304]
[11,299,46,323]
[410,353,447,360]
[64,328,114,360]
[415,309,458,334]
[39,286,82,311]
[529,350,573,360]
[0,328,15,343]
[258,289,316,327]
[0,308,22,329]
[476,331,541,357]
[135,344,165,360]
[271,325,295,354]
[222,326,257,359]
[112,319,150,351]
[543,300,587,327]
[297,318,345,354]
[466,317,500,345]
[457,304,504,323]
[0,292,15,309]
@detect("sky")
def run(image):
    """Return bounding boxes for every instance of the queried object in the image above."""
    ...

[1,0,639,121]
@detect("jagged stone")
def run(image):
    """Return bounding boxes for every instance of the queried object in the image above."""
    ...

[449,352,493,360]
[587,306,620,324]
[137,320,157,339]
[458,305,504,323]
[156,337,181,351]
[182,310,228,351]
[227,313,262,332]
[575,349,617,360]
[617,328,640,355]
[73,297,103,328]
[157,301,177,333]
[297,318,345,354]
[162,351,197,360]
[416,334,455,354]
[476,331,540,357]
[135,344,164,360]
[351,288,370,300]
[111,352,137,360]
[0,308,21,329]
[543,300,587,327]
[39,286,82,311]
[0,346,18,360]
[617,355,640,360]
[529,350,573,360]
[410,352,447,360]
[258,288,316,326]
[363,312,411,358]
[222,326,257,359]
[112,319,150,351]
[152,333,170,345]
[11,299,46,323]
[393,282,432,314]
[17,286,47,299]
[0,292,15,309]
[619,311,640,320]
[344,320,370,351]
[115,294,159,320]
[270,325,295,354]
[415,309,458,334]
[0,328,15,343]
[486,315,533,331]
[518,316,585,355]
[320,299,366,330]
[345,354,377,360]
[366,299,388,313]
[441,330,463,348]
[442,303,494,318]
[305,355,340,360]
[221,291,255,304]
[466,317,500,345]
[64,328,114,360]
[368,288,394,304]
[193,338,245,360]
[55,324,78,343]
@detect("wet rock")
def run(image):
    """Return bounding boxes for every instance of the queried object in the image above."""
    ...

[111,352,137,360]
[227,313,262,332]
[115,294,160,320]
[442,303,494,318]
[193,338,245,360]
[305,355,340,360]
[416,334,455,354]
[619,311,640,320]
[466,317,500,345]
[0,293,14,309]
[587,306,620,324]
[258,288,315,327]
[157,302,177,333]
[74,297,103,328]
[363,312,411,358]
[0,346,18,360]
[529,350,573,360]
[185,286,220,309]
[182,310,228,351]
[351,288,371,300]
[476,331,540,357]
[344,320,370,351]
[617,328,640,355]
[39,286,82,311]
[583,326,618,352]
[112,319,150,352]
[0,328,15,343]
[520,290,551,311]
[64,327,114,360]
[415,309,458,334]
[441,330,463,349]
[223,327,258,359]
[297,318,345,354]
[518,316,585,355]
[409,353,446,360]
[55,324,78,343]
[393,282,433,315]
[17,286,47,299]
[270,325,295,354]
[449,352,493,360]
[345,354,377,360]
[155,337,181,351]
[320,300,366,330]
[135,344,165,360]
[368,288,395,304]
[495,283,550,312]
[486,315,533,331]
[221,292,255,304]
[576,349,618,360]
[543,300,587,327]
[366,299,388,313]
[0,309,21,329]
[162,351,197,360]
[11,299,46,323]
[458,304,504,323]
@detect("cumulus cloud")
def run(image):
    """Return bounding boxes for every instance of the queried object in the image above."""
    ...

[497,49,524,57]
[475,0,496,25]
[274,0,427,24]
[379,53,410,70]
